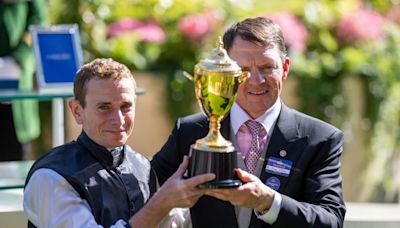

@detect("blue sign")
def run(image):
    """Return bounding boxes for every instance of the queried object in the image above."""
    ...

[38,33,77,83]
[30,24,83,91]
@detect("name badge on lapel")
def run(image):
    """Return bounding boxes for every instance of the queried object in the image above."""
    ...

[265,156,293,177]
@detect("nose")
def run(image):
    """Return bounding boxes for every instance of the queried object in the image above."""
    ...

[248,68,265,84]
[111,109,125,125]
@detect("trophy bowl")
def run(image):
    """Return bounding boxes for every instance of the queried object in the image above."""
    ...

[184,37,249,189]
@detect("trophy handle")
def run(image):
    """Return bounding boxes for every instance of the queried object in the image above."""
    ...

[183,71,194,81]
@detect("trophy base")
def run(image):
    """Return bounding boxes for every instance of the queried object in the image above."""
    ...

[188,145,241,189]
[197,179,242,189]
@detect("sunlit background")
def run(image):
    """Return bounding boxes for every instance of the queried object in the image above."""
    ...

[32,0,400,203]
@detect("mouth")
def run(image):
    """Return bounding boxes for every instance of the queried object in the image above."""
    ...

[106,130,126,134]
[248,89,268,95]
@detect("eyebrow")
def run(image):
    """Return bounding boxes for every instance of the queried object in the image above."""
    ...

[241,61,276,70]
[258,62,277,68]
[96,100,133,106]
[121,101,133,106]
[96,102,112,106]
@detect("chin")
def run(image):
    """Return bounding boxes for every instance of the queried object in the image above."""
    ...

[106,138,127,148]
[106,143,124,149]
[114,139,127,146]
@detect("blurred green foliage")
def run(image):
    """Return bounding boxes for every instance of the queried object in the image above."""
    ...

[290,0,400,201]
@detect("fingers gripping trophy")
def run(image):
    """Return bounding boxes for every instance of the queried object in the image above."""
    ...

[184,37,249,189]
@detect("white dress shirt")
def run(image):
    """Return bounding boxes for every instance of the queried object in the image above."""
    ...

[230,99,282,226]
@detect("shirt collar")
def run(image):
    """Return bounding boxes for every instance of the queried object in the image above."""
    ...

[231,98,281,137]
[108,146,124,153]
[77,131,125,168]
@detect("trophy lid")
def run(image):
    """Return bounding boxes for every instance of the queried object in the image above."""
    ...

[196,36,242,73]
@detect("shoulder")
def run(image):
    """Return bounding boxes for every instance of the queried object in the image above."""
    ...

[26,168,69,188]
[172,113,209,133]
[286,107,343,140]
[124,145,150,166]
[29,141,77,169]
[26,141,87,182]
[177,113,208,126]
[25,142,76,189]
[124,145,152,181]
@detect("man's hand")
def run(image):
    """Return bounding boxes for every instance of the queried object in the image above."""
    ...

[157,155,216,208]
[206,168,275,212]
[130,156,215,228]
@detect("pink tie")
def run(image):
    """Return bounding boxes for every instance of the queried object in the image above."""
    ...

[245,120,265,174]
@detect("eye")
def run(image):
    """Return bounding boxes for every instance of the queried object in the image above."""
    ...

[260,67,273,74]
[121,103,133,112]
[259,64,277,74]
[98,105,111,112]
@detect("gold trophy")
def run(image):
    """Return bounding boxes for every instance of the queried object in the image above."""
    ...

[184,37,249,188]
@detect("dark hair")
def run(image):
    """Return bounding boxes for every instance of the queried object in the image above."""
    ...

[223,17,287,61]
[73,58,136,107]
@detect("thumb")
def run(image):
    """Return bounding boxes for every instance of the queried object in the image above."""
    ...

[235,168,258,183]
[172,155,189,178]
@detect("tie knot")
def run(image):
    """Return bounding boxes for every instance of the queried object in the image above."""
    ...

[110,147,122,156]
[110,147,123,167]
[245,120,262,136]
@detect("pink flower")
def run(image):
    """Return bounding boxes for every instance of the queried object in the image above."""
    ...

[134,22,166,43]
[177,14,210,40]
[386,4,400,26]
[107,18,166,43]
[336,6,384,43]
[107,18,143,37]
[267,12,308,53]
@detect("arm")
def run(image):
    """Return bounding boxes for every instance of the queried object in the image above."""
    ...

[28,0,48,26]
[12,0,47,62]
[23,169,106,228]
[130,156,215,228]
[275,130,345,228]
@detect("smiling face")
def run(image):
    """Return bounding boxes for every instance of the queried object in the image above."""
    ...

[69,77,136,148]
[229,37,290,119]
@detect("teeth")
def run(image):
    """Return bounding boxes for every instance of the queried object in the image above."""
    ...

[249,90,266,95]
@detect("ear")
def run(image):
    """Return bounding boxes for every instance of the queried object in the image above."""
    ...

[282,56,290,80]
[68,99,83,125]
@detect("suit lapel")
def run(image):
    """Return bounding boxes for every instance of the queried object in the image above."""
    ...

[259,104,308,194]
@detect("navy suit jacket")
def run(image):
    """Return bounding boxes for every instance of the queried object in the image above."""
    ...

[151,104,346,228]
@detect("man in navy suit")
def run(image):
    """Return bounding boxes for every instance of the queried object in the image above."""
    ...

[152,17,346,228]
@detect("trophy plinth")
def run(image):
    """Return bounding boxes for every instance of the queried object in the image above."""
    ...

[189,146,239,188]
[185,37,249,189]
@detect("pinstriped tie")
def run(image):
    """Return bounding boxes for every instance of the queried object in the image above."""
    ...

[245,120,264,174]
[110,147,122,167]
